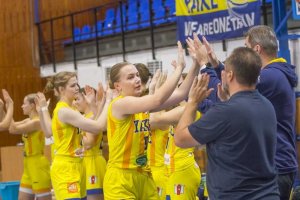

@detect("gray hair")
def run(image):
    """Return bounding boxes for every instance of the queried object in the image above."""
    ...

[245,25,278,57]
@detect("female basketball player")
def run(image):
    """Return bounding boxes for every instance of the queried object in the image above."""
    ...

[104,41,202,199]
[8,93,52,200]
[37,71,110,200]
[74,86,108,200]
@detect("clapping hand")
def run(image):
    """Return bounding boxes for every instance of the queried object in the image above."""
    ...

[202,36,220,67]
[188,73,213,104]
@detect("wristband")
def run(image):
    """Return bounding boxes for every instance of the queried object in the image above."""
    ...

[41,107,48,112]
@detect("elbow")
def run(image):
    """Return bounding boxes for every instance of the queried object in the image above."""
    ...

[174,132,185,148]
[91,124,102,135]
[0,122,10,132]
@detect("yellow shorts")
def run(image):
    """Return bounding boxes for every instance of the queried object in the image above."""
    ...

[103,167,159,200]
[83,154,106,195]
[51,156,86,200]
[152,166,168,200]
[166,163,201,200]
[20,155,51,196]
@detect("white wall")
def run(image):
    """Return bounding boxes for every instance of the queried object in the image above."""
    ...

[40,33,300,90]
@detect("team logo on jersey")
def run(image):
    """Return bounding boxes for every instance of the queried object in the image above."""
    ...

[157,187,163,196]
[174,184,184,195]
[134,119,150,133]
[67,182,78,193]
[136,154,147,166]
[89,175,97,184]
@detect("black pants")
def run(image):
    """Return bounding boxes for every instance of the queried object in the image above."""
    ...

[278,172,296,200]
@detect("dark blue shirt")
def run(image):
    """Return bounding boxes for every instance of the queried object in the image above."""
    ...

[189,90,279,200]
[215,61,298,174]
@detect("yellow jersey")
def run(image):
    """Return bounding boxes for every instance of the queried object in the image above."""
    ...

[52,101,82,157]
[165,112,201,174]
[82,112,103,157]
[107,96,150,170]
[22,122,45,156]
[147,128,169,168]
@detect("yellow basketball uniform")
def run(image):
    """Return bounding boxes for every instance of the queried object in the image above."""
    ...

[165,112,202,200]
[82,112,107,195]
[51,101,86,200]
[20,127,51,197]
[147,128,169,199]
[104,96,159,200]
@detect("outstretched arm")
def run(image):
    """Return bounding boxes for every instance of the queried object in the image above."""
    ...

[35,92,53,138]
[9,119,40,135]
[175,74,212,148]
[150,106,185,130]
[153,34,206,111]
[112,42,185,119]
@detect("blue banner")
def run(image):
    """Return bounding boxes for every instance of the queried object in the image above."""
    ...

[176,0,261,42]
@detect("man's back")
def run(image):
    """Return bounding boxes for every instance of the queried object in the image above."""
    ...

[257,61,298,174]
[189,90,279,200]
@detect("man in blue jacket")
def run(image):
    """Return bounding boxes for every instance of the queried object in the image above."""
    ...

[245,25,298,200]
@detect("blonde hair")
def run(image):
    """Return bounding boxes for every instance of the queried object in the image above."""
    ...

[109,62,131,89]
[44,71,77,93]
[25,93,36,104]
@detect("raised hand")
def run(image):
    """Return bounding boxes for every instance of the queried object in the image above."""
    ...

[148,69,161,94]
[2,89,13,109]
[84,85,96,106]
[35,92,48,111]
[188,73,213,104]
[186,37,197,60]
[96,82,104,103]
[194,33,209,66]
[202,36,219,67]
[155,71,167,91]
[186,33,208,66]
[105,87,114,102]
[95,82,106,107]
[176,41,186,71]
